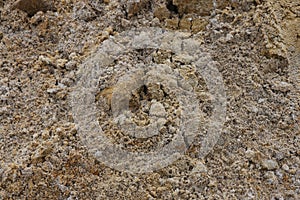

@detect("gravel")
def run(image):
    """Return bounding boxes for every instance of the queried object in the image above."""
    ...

[0,0,299,199]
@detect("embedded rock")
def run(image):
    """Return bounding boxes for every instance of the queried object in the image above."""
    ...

[13,0,54,16]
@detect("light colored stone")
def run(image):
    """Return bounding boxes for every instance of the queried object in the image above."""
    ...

[46,88,59,94]
[261,159,279,170]
[149,101,166,117]
[282,164,289,171]
[264,171,278,184]
[271,80,293,92]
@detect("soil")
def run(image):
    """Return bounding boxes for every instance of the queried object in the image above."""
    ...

[0,0,299,199]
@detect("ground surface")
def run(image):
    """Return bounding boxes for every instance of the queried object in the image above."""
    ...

[0,0,299,199]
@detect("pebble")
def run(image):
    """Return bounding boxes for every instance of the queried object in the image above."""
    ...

[13,0,54,16]
[245,149,262,164]
[271,80,293,92]
[261,159,279,170]
[39,55,53,65]
[258,98,266,103]
[282,164,289,171]
[225,33,233,42]
[149,101,166,117]
[275,152,285,160]
[264,171,278,184]
[47,88,59,94]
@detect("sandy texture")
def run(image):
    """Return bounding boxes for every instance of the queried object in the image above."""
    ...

[0,0,299,199]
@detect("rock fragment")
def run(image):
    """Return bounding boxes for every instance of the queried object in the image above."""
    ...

[270,80,293,92]
[149,101,166,117]
[245,149,263,164]
[178,16,192,30]
[264,171,278,184]
[165,17,179,29]
[172,0,214,16]
[13,0,54,16]
[126,0,149,17]
[73,1,98,22]
[172,0,232,16]
[192,18,208,33]
[282,164,289,171]
[154,4,170,21]
[261,159,279,170]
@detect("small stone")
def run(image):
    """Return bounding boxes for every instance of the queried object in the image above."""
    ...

[39,55,53,65]
[208,179,217,187]
[282,164,289,171]
[245,149,254,158]
[179,17,192,31]
[126,0,148,18]
[47,88,59,94]
[154,5,170,21]
[21,167,33,177]
[149,102,166,117]
[168,125,176,133]
[65,61,77,70]
[121,18,131,28]
[258,98,266,103]
[73,1,97,22]
[245,149,262,164]
[225,33,233,41]
[261,159,279,170]
[173,0,213,16]
[270,80,293,92]
[275,169,283,179]
[275,152,285,160]
[190,159,207,174]
[192,18,208,33]
[56,59,68,68]
[151,17,160,26]
[165,18,179,30]
[13,0,54,16]
[264,171,278,184]
[69,52,78,60]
